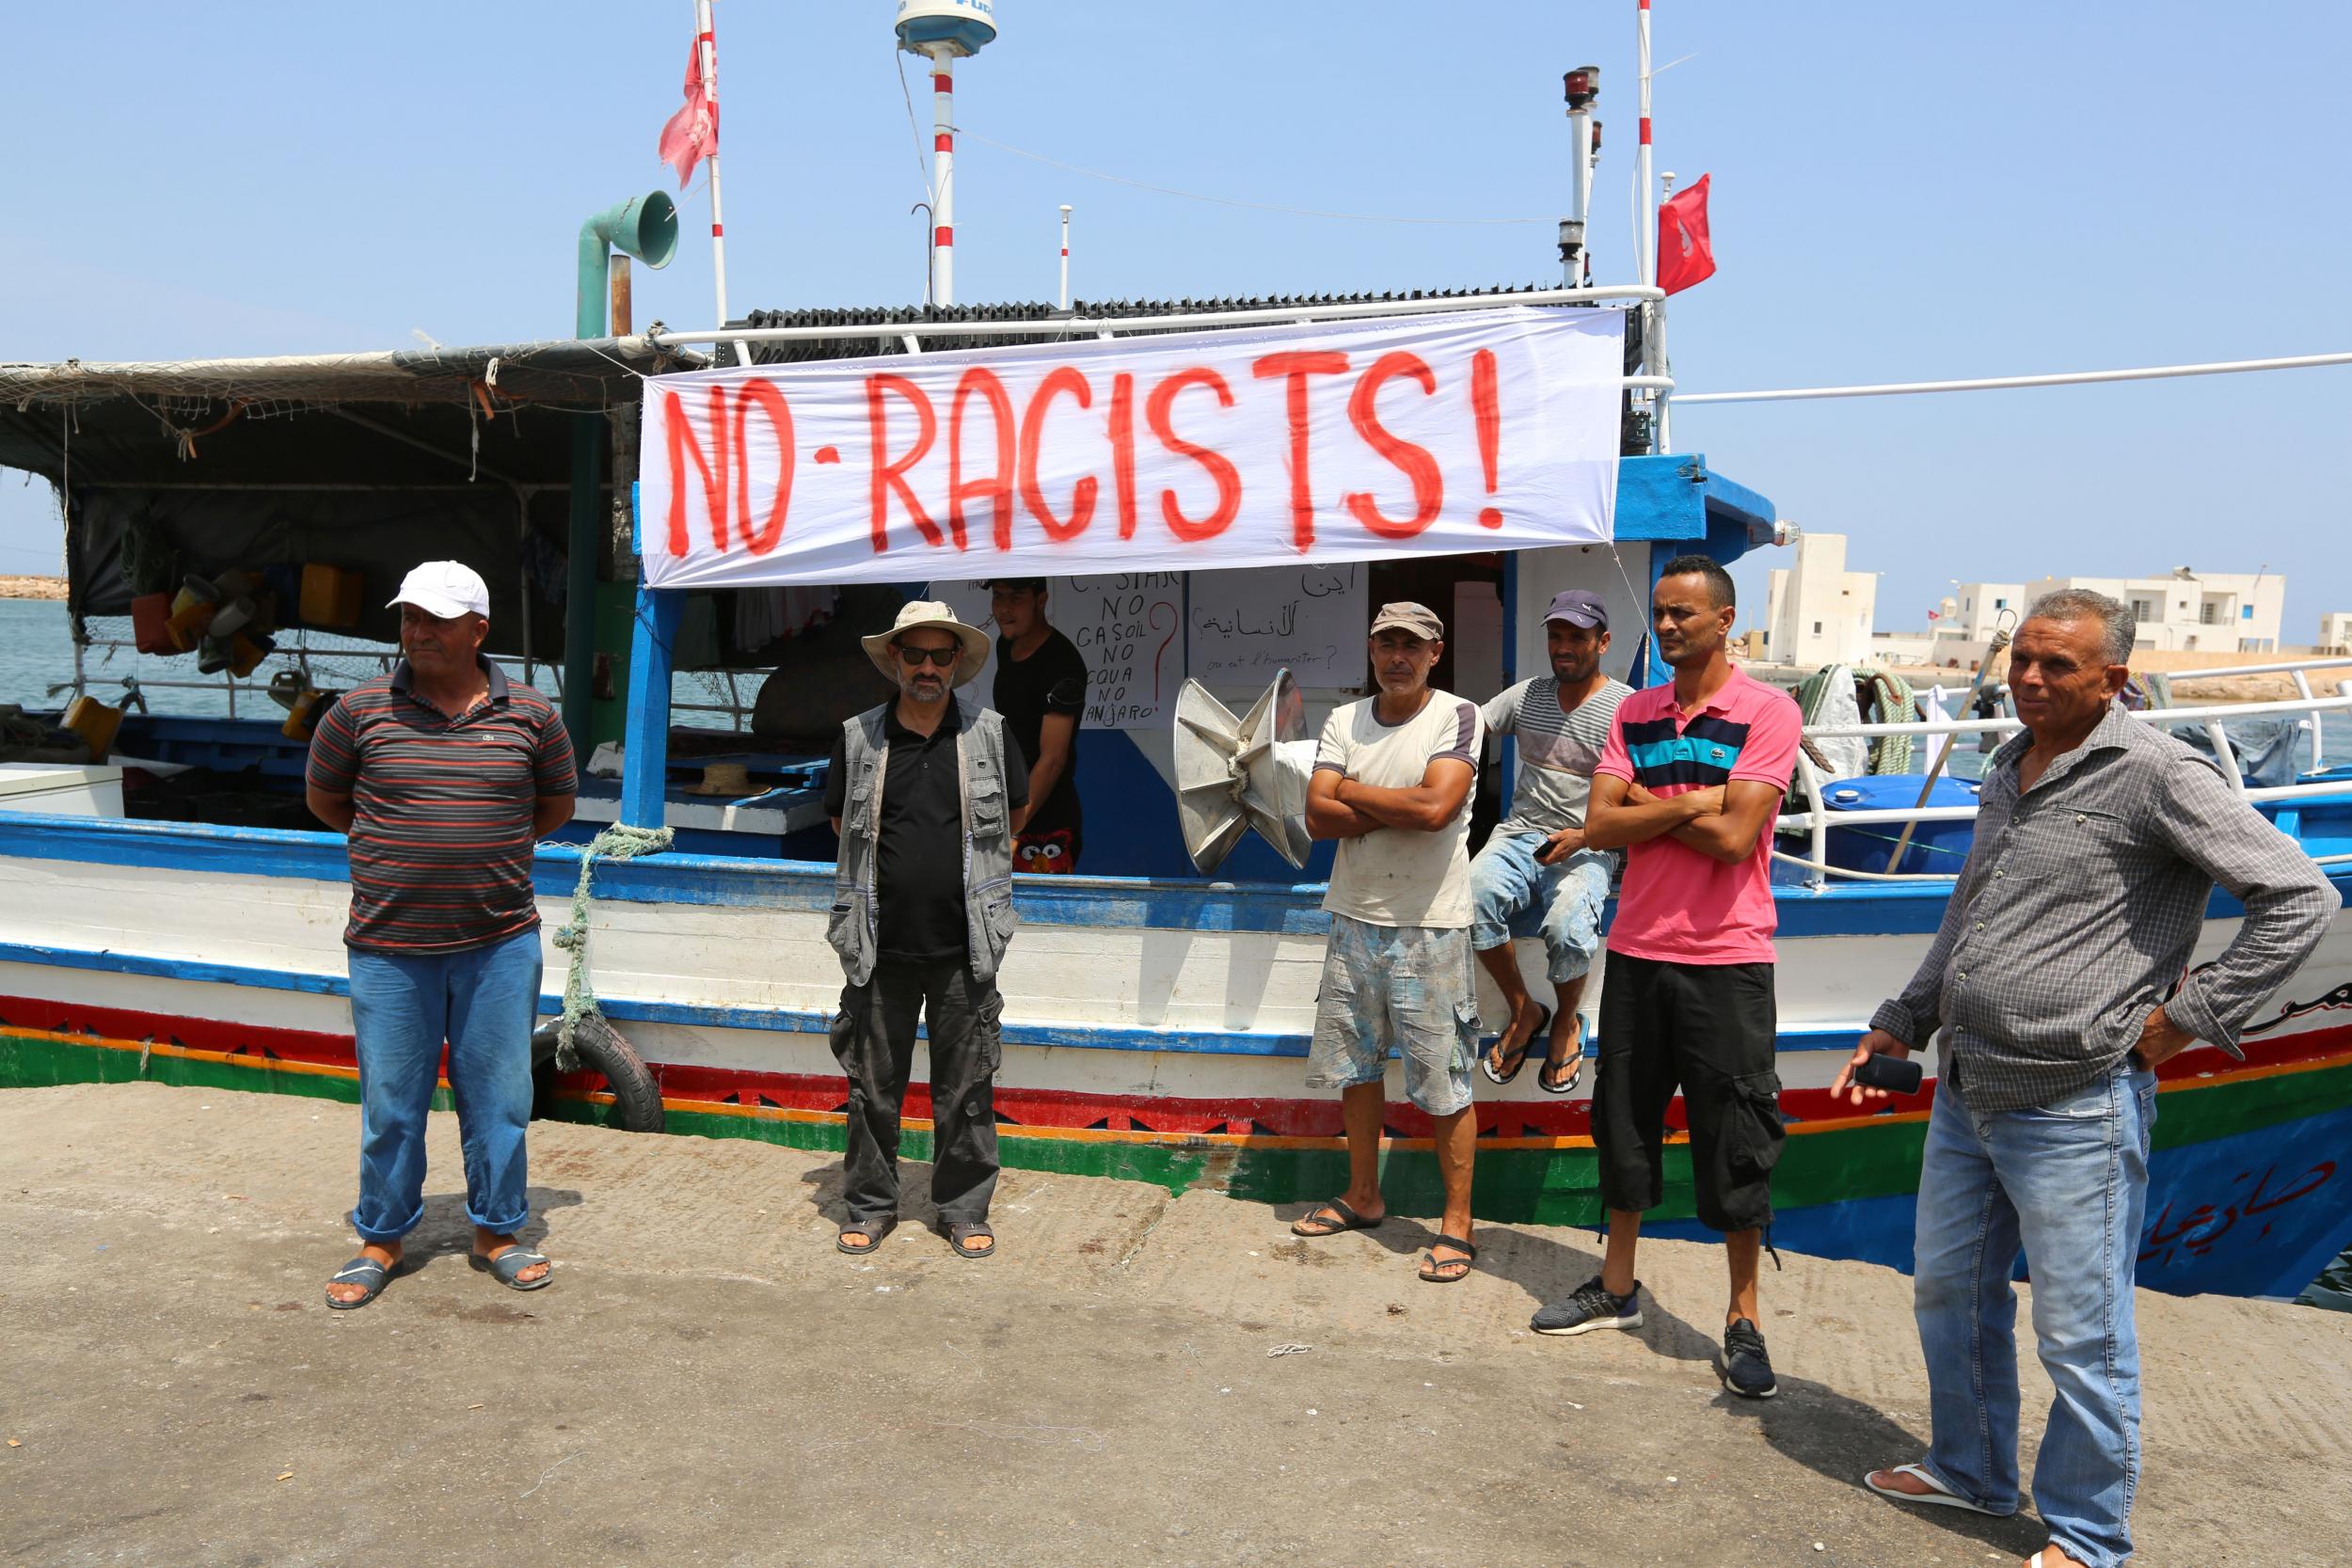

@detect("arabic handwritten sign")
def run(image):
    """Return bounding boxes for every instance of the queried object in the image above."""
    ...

[1185,563,1368,689]
[639,308,1625,590]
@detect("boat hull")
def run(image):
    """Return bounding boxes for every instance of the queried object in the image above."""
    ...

[1,811,2346,1300]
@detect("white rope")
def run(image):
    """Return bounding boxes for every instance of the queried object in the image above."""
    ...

[1674,350,2352,406]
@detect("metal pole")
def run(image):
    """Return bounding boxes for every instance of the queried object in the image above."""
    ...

[1636,0,1659,451]
[1654,169,1674,454]
[696,0,730,324]
[930,48,956,306]
[1058,204,1072,309]
[1568,108,1595,285]
[611,254,633,338]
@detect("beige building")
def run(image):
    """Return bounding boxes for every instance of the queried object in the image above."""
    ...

[1765,531,1877,666]
[2024,567,2285,654]
[2319,612,2352,654]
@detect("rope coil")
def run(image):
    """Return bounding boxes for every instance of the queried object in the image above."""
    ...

[550,822,675,1070]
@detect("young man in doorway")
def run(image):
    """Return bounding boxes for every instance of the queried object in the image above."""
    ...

[988,578,1088,874]
[1533,555,1802,1400]
[1292,603,1486,1284]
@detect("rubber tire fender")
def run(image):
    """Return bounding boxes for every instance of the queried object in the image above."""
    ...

[531,1016,665,1133]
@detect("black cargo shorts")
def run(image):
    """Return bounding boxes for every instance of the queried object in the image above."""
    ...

[1592,950,1784,1233]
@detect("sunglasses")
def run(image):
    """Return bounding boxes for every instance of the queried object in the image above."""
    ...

[895,642,961,669]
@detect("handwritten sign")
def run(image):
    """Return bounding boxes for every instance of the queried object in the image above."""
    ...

[641,308,1625,590]
[931,576,1184,733]
[1186,563,1368,689]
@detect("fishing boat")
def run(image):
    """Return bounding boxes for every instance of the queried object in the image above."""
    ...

[3,19,2345,1303]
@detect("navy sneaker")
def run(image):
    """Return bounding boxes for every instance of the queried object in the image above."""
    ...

[1530,1275,1644,1336]
[1723,1317,1777,1398]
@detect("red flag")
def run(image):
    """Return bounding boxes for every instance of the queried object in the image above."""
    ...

[1657,173,1716,295]
[658,40,719,189]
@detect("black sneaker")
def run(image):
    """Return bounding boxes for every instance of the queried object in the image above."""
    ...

[1530,1275,1644,1336]
[1723,1317,1777,1398]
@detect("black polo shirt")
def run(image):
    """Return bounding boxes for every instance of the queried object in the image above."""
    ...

[827,705,1029,963]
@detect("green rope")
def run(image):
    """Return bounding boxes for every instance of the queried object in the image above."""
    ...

[550,822,674,1070]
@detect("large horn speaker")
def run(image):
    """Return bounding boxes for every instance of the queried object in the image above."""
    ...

[1171,669,1318,874]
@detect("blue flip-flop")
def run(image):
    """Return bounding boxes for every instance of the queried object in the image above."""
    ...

[324,1255,399,1310]
[469,1246,554,1291]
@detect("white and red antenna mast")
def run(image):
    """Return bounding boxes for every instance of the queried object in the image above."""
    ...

[1058,204,1072,309]
[694,0,729,324]
[896,1,1000,309]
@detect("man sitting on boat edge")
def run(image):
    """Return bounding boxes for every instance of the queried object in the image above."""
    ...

[1470,588,1631,1097]
[307,561,578,1309]
[823,601,1029,1260]
[1837,589,2335,1568]
[1292,601,1486,1284]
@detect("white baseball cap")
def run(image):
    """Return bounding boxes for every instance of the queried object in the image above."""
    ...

[386,561,491,620]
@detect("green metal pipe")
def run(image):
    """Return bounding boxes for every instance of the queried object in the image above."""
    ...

[563,193,678,754]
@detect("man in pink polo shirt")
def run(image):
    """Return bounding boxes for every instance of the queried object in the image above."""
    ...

[1526,554,1803,1402]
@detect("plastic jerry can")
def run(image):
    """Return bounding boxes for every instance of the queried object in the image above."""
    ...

[61,696,123,763]
[300,564,364,629]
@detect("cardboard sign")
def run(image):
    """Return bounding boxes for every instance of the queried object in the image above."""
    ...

[931,575,1185,733]
[640,307,1624,590]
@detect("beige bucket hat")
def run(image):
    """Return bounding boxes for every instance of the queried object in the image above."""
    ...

[860,599,992,688]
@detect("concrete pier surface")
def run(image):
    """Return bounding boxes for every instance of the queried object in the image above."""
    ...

[3,1083,2345,1567]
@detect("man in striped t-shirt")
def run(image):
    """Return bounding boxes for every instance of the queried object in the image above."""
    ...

[305,561,577,1308]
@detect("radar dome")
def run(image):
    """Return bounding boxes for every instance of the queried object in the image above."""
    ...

[895,0,997,58]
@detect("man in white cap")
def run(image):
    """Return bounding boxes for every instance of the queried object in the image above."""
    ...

[1293,601,1486,1284]
[305,561,577,1308]
[822,601,1029,1259]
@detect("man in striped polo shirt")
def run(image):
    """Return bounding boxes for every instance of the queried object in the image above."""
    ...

[305,561,577,1308]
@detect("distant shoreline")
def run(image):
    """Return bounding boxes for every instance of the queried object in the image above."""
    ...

[0,576,67,602]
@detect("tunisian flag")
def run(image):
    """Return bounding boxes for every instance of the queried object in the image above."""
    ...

[658,40,718,188]
[1657,174,1716,295]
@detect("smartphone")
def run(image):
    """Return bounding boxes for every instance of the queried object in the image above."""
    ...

[1855,1053,1924,1096]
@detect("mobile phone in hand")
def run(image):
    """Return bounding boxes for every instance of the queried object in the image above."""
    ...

[1855,1053,1924,1095]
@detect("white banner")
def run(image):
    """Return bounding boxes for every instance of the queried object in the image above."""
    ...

[639,306,1623,591]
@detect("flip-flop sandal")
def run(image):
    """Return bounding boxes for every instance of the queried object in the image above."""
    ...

[1479,1004,1554,1085]
[1861,1464,2010,1516]
[469,1246,554,1291]
[1418,1234,1478,1284]
[837,1218,898,1256]
[1536,1041,1585,1096]
[324,1255,400,1310]
[944,1221,995,1259]
[1291,1197,1385,1237]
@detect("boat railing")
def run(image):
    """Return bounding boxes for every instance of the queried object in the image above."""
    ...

[1779,672,2352,887]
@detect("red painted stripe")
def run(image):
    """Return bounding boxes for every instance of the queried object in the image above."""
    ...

[711,222,723,237]
[935,226,953,245]
[935,133,952,152]
[1640,118,1652,145]
[932,73,952,93]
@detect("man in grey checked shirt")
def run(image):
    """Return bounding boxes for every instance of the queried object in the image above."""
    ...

[1833,590,2334,1568]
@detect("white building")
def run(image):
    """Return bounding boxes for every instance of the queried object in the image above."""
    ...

[2320,611,2352,654]
[1948,582,2026,641]
[1765,531,1877,666]
[2025,567,2286,654]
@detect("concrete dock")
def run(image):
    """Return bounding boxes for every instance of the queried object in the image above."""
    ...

[3,1082,2345,1567]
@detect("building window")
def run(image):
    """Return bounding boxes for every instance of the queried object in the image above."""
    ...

[1994,597,2008,610]
[2242,605,2253,621]
[1811,621,1822,635]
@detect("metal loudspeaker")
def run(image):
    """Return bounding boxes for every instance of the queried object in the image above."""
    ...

[589,191,679,270]
[1171,669,1318,875]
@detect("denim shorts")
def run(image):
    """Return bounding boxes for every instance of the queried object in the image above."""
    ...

[1467,834,1611,983]
[1304,915,1480,1117]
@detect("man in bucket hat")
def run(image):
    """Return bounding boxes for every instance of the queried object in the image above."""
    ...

[306,561,577,1308]
[821,601,1029,1259]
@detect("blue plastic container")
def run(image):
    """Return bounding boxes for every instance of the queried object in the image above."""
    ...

[1816,774,1981,876]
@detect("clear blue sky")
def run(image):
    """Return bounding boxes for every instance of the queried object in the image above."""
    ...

[7,1,2347,637]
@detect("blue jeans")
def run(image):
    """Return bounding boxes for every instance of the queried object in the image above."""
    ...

[345,927,545,1244]
[1912,1062,2157,1568]
[1467,832,1610,984]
